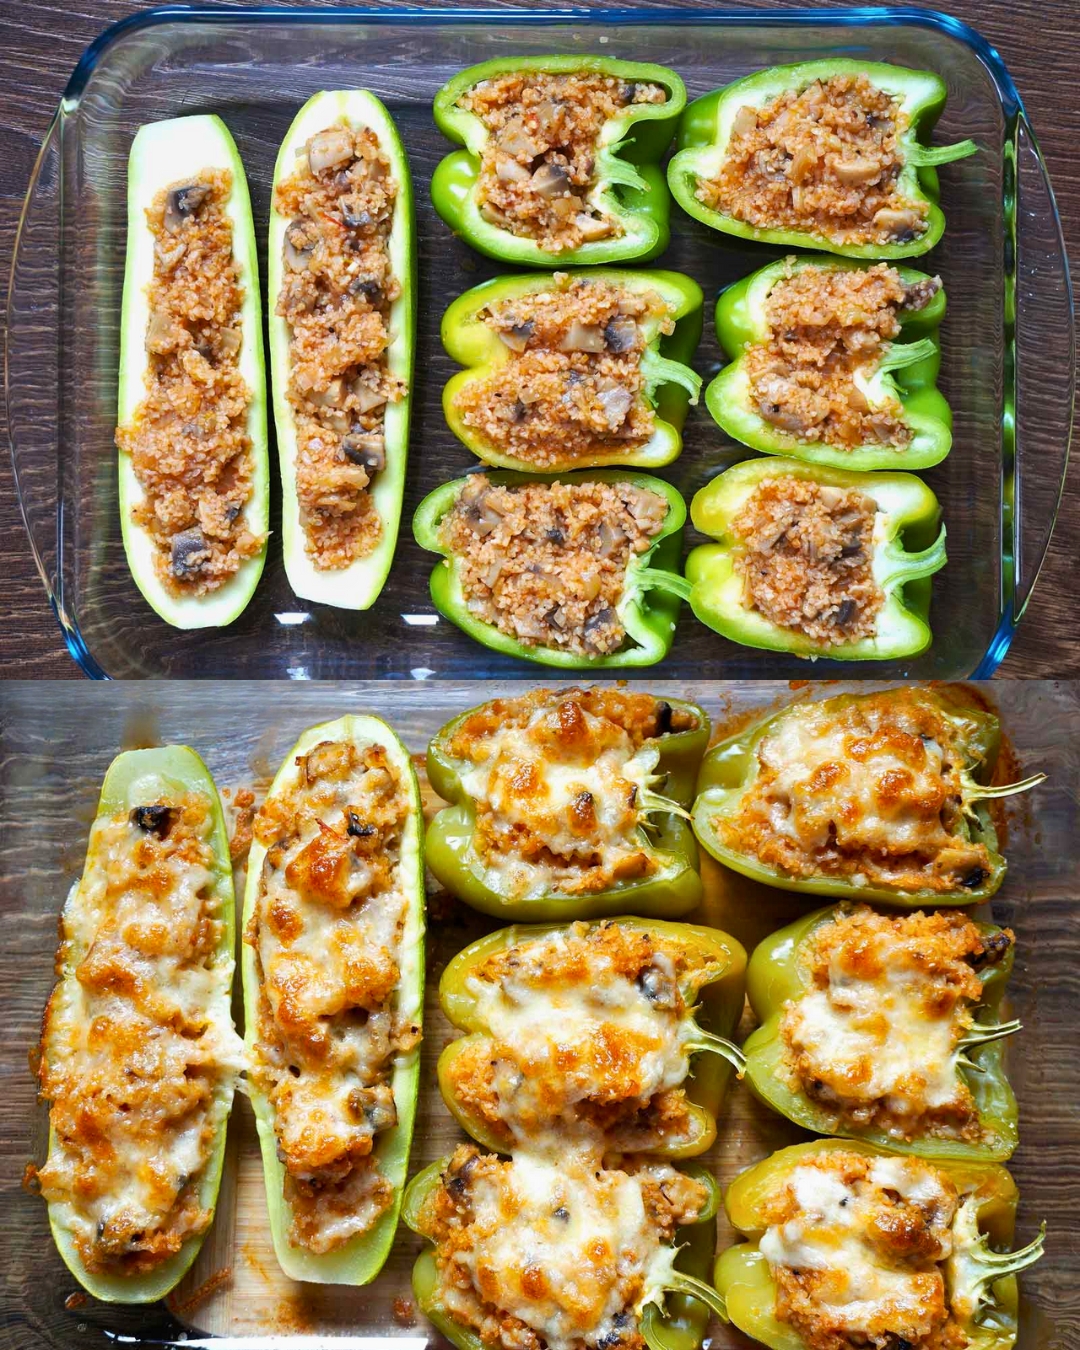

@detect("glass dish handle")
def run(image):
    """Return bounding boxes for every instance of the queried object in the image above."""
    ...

[1006,110,1075,627]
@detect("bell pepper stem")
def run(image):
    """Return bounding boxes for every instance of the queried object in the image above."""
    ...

[877,524,947,589]
[636,567,694,601]
[949,1200,1046,1323]
[908,139,979,167]
[959,1018,1022,1050]
[877,335,938,374]
[960,771,1046,823]
[598,141,651,195]
[640,789,692,822]
[661,1270,729,1322]
[640,347,703,404]
[684,1025,747,1076]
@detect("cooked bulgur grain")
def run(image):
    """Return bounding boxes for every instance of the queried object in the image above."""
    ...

[116,168,264,597]
[744,262,940,451]
[453,275,673,467]
[732,475,884,646]
[438,474,668,656]
[698,74,928,248]
[461,71,666,253]
[274,123,407,571]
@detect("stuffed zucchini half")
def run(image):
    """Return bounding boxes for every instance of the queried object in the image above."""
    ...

[242,715,425,1283]
[37,747,241,1302]
[268,91,416,609]
[115,115,269,628]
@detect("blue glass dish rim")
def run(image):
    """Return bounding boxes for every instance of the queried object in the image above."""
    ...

[34,4,1071,678]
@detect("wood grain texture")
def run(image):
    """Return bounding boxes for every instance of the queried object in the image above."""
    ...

[0,680,1076,1349]
[0,0,1076,679]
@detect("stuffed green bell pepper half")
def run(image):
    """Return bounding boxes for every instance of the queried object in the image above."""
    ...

[404,1149,727,1350]
[669,59,977,258]
[685,457,947,660]
[744,902,1020,1162]
[433,55,686,265]
[426,686,709,922]
[241,714,425,1283]
[692,685,1044,907]
[413,470,689,668]
[707,256,952,471]
[442,270,702,472]
[715,1140,1044,1350]
[437,917,747,1157]
[37,747,241,1302]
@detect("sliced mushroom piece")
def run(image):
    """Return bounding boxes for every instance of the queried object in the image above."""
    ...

[498,119,542,161]
[531,161,572,198]
[575,213,613,241]
[559,320,606,354]
[873,206,924,241]
[284,218,315,272]
[583,605,619,650]
[496,154,531,185]
[349,274,383,302]
[312,379,346,409]
[353,380,388,414]
[597,384,633,430]
[597,518,628,557]
[788,145,819,184]
[834,155,881,186]
[341,199,373,229]
[497,320,535,353]
[603,315,638,353]
[342,430,386,476]
[163,183,210,235]
[902,275,943,312]
[308,126,354,175]
[145,309,179,353]
[170,527,211,580]
[834,598,858,628]
[479,202,512,227]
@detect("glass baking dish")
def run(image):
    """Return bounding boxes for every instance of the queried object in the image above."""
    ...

[0,678,1074,1348]
[6,7,1073,679]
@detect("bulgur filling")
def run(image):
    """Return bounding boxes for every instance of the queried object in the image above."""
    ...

[780,905,1013,1143]
[246,737,419,1254]
[446,921,713,1154]
[716,688,996,894]
[745,263,941,450]
[454,276,673,467]
[731,475,884,646]
[275,123,407,571]
[759,1151,969,1350]
[438,474,668,656]
[447,688,697,899]
[698,74,928,248]
[116,169,264,596]
[416,1145,707,1350]
[461,72,667,253]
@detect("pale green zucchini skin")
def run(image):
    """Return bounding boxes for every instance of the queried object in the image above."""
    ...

[116,115,269,628]
[268,91,416,610]
[241,715,426,1283]
[40,746,238,1303]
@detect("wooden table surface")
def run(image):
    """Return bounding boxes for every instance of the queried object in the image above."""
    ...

[0,0,1075,679]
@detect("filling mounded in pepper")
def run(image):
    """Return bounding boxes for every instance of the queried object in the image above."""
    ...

[417,1145,707,1350]
[780,906,1013,1144]
[438,474,668,656]
[37,792,242,1276]
[452,276,673,466]
[447,921,713,1153]
[730,475,884,646]
[117,170,264,595]
[698,75,929,249]
[714,689,996,895]
[247,737,419,1253]
[743,263,941,449]
[461,73,666,253]
[274,124,407,570]
[447,688,697,899]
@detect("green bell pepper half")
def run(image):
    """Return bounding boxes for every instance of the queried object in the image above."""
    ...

[40,746,237,1303]
[241,714,425,1283]
[426,692,710,922]
[692,685,1026,907]
[432,55,686,266]
[684,456,947,660]
[436,917,747,1156]
[715,1140,1045,1350]
[442,269,703,472]
[706,255,952,471]
[413,469,689,669]
[743,902,1018,1161]
[404,1155,727,1350]
[668,59,977,259]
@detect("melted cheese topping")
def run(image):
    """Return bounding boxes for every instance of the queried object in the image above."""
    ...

[249,737,417,1254]
[760,1152,964,1350]
[38,789,242,1276]
[780,906,994,1141]
[718,689,993,894]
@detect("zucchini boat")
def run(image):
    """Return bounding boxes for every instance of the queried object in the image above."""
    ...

[241,715,425,1283]
[37,747,241,1302]
[268,91,416,609]
[115,115,269,628]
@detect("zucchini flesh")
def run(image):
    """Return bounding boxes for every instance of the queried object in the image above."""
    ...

[241,715,425,1282]
[268,91,416,609]
[116,115,269,629]
[38,746,239,1303]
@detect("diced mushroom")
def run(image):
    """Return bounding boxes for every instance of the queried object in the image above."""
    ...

[496,154,531,185]
[342,431,386,475]
[834,598,858,628]
[170,528,210,580]
[218,327,242,359]
[163,183,210,235]
[848,383,871,413]
[558,321,606,354]
[545,606,567,631]
[550,193,583,221]
[533,100,564,133]
[353,380,388,414]
[603,315,638,353]
[597,384,633,429]
[621,82,639,105]
[480,202,512,227]
[575,213,613,241]
[130,804,174,838]
[145,309,179,353]
[481,560,503,588]
[341,199,373,229]
[349,275,382,302]
[308,127,354,175]
[497,320,535,353]
[312,379,346,409]
[902,276,943,312]
[583,606,618,649]
[834,155,881,186]
[873,206,924,241]
[788,145,819,183]
[597,519,627,557]
[531,161,571,198]
[731,105,759,139]
[498,119,542,160]
[284,219,315,272]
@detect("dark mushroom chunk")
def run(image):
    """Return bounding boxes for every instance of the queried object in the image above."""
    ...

[348,1084,398,1132]
[170,528,211,580]
[497,320,535,353]
[834,598,858,628]
[582,606,618,651]
[961,865,989,891]
[545,527,566,546]
[603,315,638,353]
[342,199,373,229]
[654,699,674,734]
[342,431,386,476]
[553,1206,570,1222]
[349,275,383,302]
[130,804,174,839]
[346,812,377,840]
[621,82,640,104]
[284,218,315,272]
[970,928,1013,968]
[308,126,354,175]
[530,161,572,199]
[163,183,210,235]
